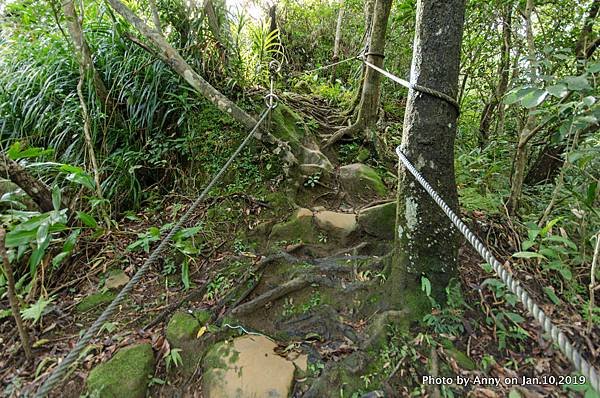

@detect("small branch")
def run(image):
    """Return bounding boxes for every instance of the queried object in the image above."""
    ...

[0,228,33,360]
[589,233,599,333]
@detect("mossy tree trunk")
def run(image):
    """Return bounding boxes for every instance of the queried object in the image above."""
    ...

[325,0,392,147]
[390,0,465,307]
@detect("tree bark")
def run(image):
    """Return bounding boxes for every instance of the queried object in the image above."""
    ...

[575,0,599,65]
[0,154,54,213]
[106,0,296,165]
[508,0,537,215]
[391,0,465,306]
[149,0,162,35]
[325,0,392,147]
[62,0,111,107]
[330,1,344,85]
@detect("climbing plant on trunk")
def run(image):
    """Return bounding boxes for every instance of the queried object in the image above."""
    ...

[391,0,466,307]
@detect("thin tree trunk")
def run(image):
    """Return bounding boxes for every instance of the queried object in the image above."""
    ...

[478,5,512,147]
[508,0,537,215]
[575,0,599,67]
[149,0,162,35]
[325,0,392,147]
[391,0,466,307]
[106,0,297,165]
[62,0,111,107]
[0,154,55,212]
[0,228,33,361]
[330,1,344,84]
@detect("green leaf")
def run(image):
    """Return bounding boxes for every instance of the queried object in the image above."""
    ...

[513,251,546,259]
[36,222,49,247]
[543,287,560,304]
[586,62,600,73]
[505,312,525,324]
[77,212,98,228]
[522,240,535,251]
[21,296,54,325]
[181,260,190,290]
[582,96,596,107]
[546,83,568,98]
[564,76,591,91]
[421,276,432,297]
[521,88,548,108]
[543,235,577,250]
[51,186,61,211]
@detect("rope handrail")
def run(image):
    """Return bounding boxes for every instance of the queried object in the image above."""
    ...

[396,146,600,394]
[33,103,276,398]
[361,56,460,111]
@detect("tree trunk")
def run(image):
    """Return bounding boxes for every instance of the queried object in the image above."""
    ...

[0,228,33,361]
[478,5,512,147]
[149,0,162,35]
[508,0,537,215]
[325,0,392,147]
[0,154,55,213]
[62,0,111,107]
[330,1,344,85]
[391,0,465,307]
[106,0,296,165]
[575,0,599,67]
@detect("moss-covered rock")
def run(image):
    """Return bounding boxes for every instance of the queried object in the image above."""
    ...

[76,291,116,313]
[357,201,396,240]
[86,343,154,398]
[339,163,387,203]
[166,312,200,348]
[269,208,317,244]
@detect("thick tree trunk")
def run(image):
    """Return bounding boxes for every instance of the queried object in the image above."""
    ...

[0,154,54,213]
[325,0,392,147]
[106,0,296,165]
[391,0,465,306]
[508,0,537,215]
[330,1,344,85]
[62,0,111,107]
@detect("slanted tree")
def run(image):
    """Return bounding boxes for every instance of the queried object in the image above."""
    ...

[325,0,392,147]
[105,0,297,166]
[391,0,466,306]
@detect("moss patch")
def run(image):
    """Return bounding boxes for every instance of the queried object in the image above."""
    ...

[86,344,154,398]
[269,208,317,244]
[76,291,116,313]
[166,312,200,348]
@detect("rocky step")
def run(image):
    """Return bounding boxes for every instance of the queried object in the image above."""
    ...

[268,201,396,244]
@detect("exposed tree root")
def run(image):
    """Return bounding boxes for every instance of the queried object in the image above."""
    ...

[323,121,363,148]
[231,274,334,316]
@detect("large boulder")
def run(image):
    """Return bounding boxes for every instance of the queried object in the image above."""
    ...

[86,344,155,398]
[338,164,387,203]
[357,201,396,240]
[314,211,357,243]
[269,208,317,244]
[202,335,295,398]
